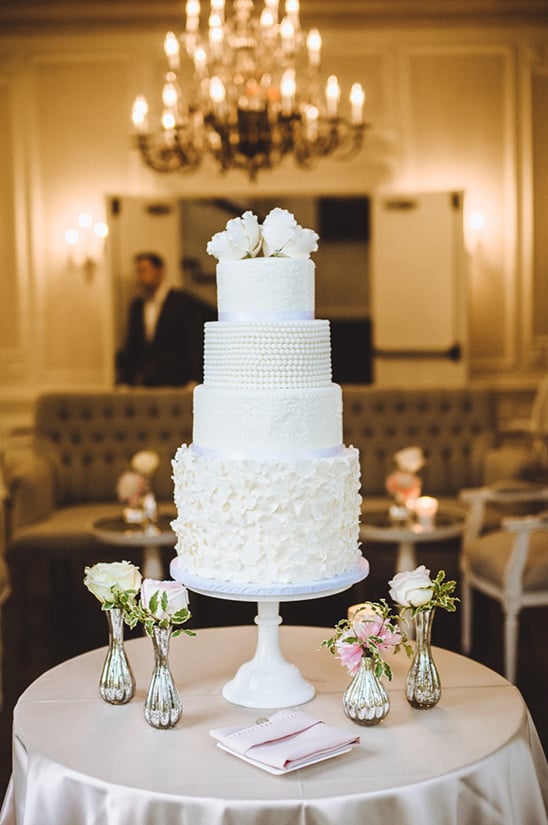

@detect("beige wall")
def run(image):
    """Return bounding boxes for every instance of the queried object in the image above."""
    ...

[0,16,547,429]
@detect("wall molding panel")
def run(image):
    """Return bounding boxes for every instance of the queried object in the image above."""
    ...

[0,18,546,426]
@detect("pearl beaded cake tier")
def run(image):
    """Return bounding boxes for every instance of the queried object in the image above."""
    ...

[217,257,314,320]
[203,320,331,388]
[171,444,362,586]
[193,385,342,457]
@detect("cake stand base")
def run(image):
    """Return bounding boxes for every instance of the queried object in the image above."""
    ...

[170,557,369,709]
[222,601,315,708]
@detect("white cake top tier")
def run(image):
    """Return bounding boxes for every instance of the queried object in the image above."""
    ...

[217,257,315,321]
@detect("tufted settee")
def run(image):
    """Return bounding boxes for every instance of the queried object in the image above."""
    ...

[4,385,498,561]
[342,385,497,507]
[5,389,192,562]
[2,384,501,638]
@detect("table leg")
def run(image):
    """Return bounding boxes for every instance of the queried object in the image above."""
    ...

[395,540,417,574]
[143,546,164,580]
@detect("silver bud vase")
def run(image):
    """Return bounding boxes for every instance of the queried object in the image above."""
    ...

[100,607,135,704]
[406,607,441,709]
[144,624,182,729]
[342,655,390,726]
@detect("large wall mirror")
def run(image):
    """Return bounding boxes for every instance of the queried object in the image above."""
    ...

[107,195,373,384]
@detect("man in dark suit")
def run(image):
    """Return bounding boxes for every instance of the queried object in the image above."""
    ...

[116,252,211,386]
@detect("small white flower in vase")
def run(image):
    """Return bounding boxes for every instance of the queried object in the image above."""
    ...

[118,451,161,528]
[385,446,425,524]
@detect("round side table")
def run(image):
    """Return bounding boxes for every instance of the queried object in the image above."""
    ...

[360,507,467,575]
[91,513,176,579]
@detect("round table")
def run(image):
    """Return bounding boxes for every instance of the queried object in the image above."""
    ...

[2,626,547,825]
[91,513,176,579]
[360,507,467,575]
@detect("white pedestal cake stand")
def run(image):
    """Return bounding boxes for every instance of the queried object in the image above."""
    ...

[170,556,369,709]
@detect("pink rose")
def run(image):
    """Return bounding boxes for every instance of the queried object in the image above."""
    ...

[335,634,364,676]
[140,579,189,620]
[117,471,147,505]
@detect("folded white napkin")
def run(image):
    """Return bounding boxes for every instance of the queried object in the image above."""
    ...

[210,710,360,775]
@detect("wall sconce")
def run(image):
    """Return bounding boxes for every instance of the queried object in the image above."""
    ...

[65,212,109,279]
[466,210,486,254]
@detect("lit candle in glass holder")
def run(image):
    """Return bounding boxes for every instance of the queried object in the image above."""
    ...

[347,603,377,622]
[414,496,439,529]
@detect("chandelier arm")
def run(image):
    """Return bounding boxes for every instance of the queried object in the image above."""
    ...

[131,4,368,178]
[134,135,203,174]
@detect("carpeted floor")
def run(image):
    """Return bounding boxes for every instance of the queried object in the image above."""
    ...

[1,538,547,802]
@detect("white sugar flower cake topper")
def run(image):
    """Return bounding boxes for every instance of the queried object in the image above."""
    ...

[261,207,319,257]
[207,210,262,260]
[206,207,319,261]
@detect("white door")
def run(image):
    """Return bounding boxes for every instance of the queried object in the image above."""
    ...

[371,191,467,387]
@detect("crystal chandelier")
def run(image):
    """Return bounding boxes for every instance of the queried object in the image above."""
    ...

[131,0,367,180]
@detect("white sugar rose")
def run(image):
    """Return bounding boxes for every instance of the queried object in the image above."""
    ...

[388,565,434,607]
[207,210,261,260]
[394,446,424,474]
[84,561,142,603]
[261,207,296,255]
[280,226,319,258]
[131,450,159,475]
[141,579,189,620]
[261,207,319,258]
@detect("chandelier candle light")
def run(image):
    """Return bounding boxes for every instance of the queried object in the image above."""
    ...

[131,0,367,179]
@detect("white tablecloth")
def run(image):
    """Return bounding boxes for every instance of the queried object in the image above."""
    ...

[1,625,547,825]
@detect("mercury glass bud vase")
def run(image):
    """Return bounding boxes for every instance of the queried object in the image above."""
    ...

[144,624,182,729]
[100,607,135,705]
[406,607,441,709]
[342,655,390,725]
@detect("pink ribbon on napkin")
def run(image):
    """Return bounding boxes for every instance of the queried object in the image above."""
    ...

[210,710,359,772]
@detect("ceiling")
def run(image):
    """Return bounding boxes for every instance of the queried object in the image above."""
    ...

[0,0,547,34]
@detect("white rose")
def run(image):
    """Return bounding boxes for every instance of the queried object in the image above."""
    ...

[281,226,319,258]
[84,561,142,603]
[262,209,319,257]
[388,565,434,607]
[261,207,297,256]
[394,446,424,474]
[131,450,159,475]
[207,211,261,261]
[141,579,189,620]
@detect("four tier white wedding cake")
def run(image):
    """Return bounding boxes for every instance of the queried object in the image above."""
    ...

[171,208,363,586]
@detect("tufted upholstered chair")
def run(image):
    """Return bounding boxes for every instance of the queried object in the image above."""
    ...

[5,389,193,563]
[2,384,503,643]
[459,484,548,683]
[482,375,548,486]
[5,385,499,556]
[341,386,497,507]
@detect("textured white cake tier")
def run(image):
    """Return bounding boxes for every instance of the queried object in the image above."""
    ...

[203,320,331,388]
[193,385,342,457]
[171,444,362,585]
[217,258,314,320]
